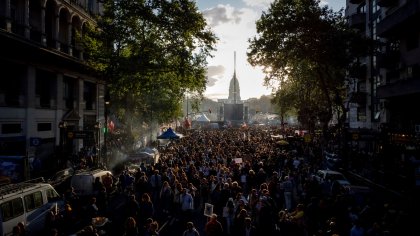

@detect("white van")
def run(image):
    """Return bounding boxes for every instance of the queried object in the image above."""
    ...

[0,178,63,236]
[70,169,116,197]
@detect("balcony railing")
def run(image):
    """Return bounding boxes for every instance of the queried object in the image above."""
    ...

[0,94,25,107]
[377,0,420,37]
[59,41,70,54]
[385,69,400,83]
[348,64,367,80]
[30,29,42,43]
[350,0,365,4]
[11,22,25,37]
[377,77,420,98]
[68,0,87,9]
[350,91,368,104]
[348,12,366,30]
[377,50,400,69]
[377,0,398,8]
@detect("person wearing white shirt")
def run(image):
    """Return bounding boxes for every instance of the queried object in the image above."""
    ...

[181,188,194,223]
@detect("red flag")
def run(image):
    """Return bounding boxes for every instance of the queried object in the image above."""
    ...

[184,117,191,129]
[108,120,115,132]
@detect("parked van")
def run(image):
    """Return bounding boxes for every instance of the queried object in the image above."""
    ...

[70,169,116,197]
[0,178,64,236]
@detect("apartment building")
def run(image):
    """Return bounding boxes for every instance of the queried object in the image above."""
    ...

[0,0,106,181]
[346,0,420,192]
[347,0,420,135]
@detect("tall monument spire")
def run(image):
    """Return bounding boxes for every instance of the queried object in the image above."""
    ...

[234,51,236,75]
[234,51,236,103]
[228,51,241,103]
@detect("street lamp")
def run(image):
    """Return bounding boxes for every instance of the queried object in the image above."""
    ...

[94,121,102,167]
[104,94,110,168]
[58,121,67,168]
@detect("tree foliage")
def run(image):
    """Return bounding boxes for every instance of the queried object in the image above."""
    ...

[247,0,367,133]
[82,0,217,141]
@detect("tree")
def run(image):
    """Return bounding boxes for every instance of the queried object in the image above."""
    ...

[247,0,367,135]
[82,0,217,146]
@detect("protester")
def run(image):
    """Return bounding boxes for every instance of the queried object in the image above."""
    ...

[123,217,139,236]
[182,221,200,236]
[204,214,223,236]
[47,127,407,236]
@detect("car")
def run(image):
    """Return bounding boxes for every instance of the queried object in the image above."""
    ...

[70,169,117,198]
[313,169,352,196]
[323,151,343,170]
[48,168,74,194]
[0,178,64,236]
[313,169,351,186]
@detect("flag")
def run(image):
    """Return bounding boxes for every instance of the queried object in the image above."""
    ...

[108,120,115,133]
[184,117,191,129]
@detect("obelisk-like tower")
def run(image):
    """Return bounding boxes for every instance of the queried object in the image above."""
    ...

[228,51,241,103]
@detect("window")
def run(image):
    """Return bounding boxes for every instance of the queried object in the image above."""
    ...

[357,106,367,122]
[37,123,52,131]
[46,188,60,203]
[83,81,96,110]
[1,123,22,134]
[0,61,25,107]
[24,191,43,211]
[406,33,419,51]
[88,0,96,14]
[63,77,75,109]
[36,69,56,108]
[1,198,24,222]
[357,3,366,14]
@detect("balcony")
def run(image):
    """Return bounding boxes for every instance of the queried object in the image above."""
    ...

[377,77,420,98]
[36,97,56,109]
[348,12,366,30]
[0,94,25,107]
[348,64,367,80]
[376,50,400,69]
[60,42,70,54]
[11,22,25,37]
[68,0,87,9]
[350,0,365,4]
[30,29,42,44]
[377,0,420,37]
[0,93,4,106]
[377,0,399,7]
[350,91,368,104]
[385,69,400,83]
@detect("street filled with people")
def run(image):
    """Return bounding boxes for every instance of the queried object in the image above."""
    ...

[32,127,409,236]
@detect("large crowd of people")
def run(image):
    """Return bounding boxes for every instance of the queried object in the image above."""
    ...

[42,127,408,236]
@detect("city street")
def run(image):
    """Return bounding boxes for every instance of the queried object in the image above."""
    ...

[1,1,420,236]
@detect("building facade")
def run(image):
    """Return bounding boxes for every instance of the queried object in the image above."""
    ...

[346,0,420,194]
[0,0,106,181]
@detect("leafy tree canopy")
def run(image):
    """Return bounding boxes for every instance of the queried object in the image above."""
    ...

[247,0,367,133]
[82,0,217,141]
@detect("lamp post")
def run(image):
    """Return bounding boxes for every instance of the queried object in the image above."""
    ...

[58,121,67,168]
[186,92,189,120]
[104,94,110,168]
[94,121,101,167]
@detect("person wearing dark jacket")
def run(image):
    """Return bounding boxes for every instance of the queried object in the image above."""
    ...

[239,217,257,236]
[205,214,223,236]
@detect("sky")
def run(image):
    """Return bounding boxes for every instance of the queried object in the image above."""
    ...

[196,0,346,101]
